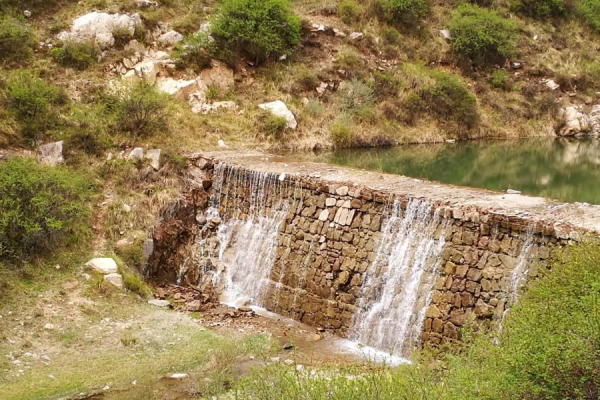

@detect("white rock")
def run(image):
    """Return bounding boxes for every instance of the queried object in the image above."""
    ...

[218,140,226,148]
[258,100,297,129]
[169,373,189,379]
[546,79,560,91]
[199,22,211,33]
[86,258,118,275]
[325,198,336,207]
[589,104,600,137]
[318,209,329,221]
[23,10,32,18]
[135,0,157,8]
[156,78,198,100]
[506,189,521,195]
[44,323,55,330]
[333,28,346,38]
[104,273,123,288]
[559,106,590,136]
[193,101,238,114]
[41,355,51,361]
[144,149,161,170]
[37,141,64,166]
[57,12,142,50]
[349,32,363,40]
[335,186,349,196]
[148,299,171,307]
[157,30,184,46]
[200,61,235,91]
[128,147,144,161]
[122,203,132,212]
[439,30,451,40]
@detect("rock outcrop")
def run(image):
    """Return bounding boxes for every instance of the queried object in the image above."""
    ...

[558,105,600,137]
[258,100,297,129]
[57,12,142,50]
[37,141,64,166]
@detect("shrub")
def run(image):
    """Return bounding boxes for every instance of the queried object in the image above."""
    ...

[49,41,97,70]
[381,27,402,45]
[330,119,353,147]
[112,26,134,48]
[172,31,213,70]
[338,0,361,24]
[292,67,319,93]
[372,71,402,99]
[511,0,567,19]
[577,0,600,33]
[210,0,301,64]
[259,114,288,139]
[448,4,518,65]
[338,79,374,113]
[0,16,33,63]
[5,71,67,140]
[376,0,429,26]
[487,69,510,89]
[108,82,170,140]
[0,158,91,261]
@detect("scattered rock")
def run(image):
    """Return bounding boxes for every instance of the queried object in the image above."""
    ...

[545,79,560,91]
[558,106,590,136]
[128,147,144,161]
[200,61,235,91]
[37,141,64,166]
[135,0,158,8]
[44,323,55,330]
[218,140,227,148]
[122,203,132,212]
[168,373,189,380]
[23,10,32,18]
[86,258,118,275]
[104,273,123,288]
[333,28,346,38]
[62,281,79,290]
[148,299,171,307]
[144,149,161,170]
[156,77,199,100]
[283,343,294,350]
[258,100,297,129]
[439,29,451,40]
[510,60,523,69]
[506,189,521,195]
[348,32,363,40]
[192,101,238,114]
[157,30,184,46]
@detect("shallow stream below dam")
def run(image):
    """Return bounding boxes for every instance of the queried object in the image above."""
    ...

[293,138,600,205]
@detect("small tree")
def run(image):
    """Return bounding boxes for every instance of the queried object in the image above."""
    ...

[376,0,429,26]
[0,158,91,261]
[577,0,600,33]
[110,82,170,140]
[448,4,518,65]
[0,16,33,64]
[210,0,301,64]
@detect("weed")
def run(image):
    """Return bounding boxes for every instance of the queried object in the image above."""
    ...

[338,79,374,113]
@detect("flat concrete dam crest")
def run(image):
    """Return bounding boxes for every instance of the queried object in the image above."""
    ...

[208,150,600,236]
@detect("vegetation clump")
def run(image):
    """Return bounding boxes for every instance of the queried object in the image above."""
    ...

[0,16,33,64]
[49,40,97,70]
[337,0,361,24]
[511,0,568,19]
[210,0,301,64]
[376,0,429,26]
[448,4,518,64]
[577,0,600,33]
[173,31,213,70]
[0,158,91,261]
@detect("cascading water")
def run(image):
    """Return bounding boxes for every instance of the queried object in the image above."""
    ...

[201,164,295,307]
[348,199,447,358]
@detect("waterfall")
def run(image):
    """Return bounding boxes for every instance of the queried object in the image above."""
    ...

[348,199,447,358]
[202,164,294,307]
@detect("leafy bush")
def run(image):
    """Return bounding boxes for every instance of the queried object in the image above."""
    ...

[403,64,478,133]
[338,79,374,113]
[487,69,510,89]
[330,118,353,147]
[376,0,429,26]
[108,82,170,140]
[381,27,402,45]
[0,16,33,63]
[577,0,600,33]
[111,26,134,48]
[0,158,91,261]
[5,71,67,140]
[49,41,97,70]
[338,0,361,24]
[210,0,301,64]
[372,71,401,99]
[511,0,568,18]
[292,67,319,93]
[259,114,288,139]
[172,31,213,70]
[448,4,518,64]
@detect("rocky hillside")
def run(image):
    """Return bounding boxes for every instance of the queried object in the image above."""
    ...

[1,0,600,158]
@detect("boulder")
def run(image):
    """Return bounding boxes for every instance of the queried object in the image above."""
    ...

[57,12,142,50]
[156,77,198,100]
[200,61,235,91]
[104,273,123,288]
[157,30,184,46]
[86,258,118,275]
[128,147,144,160]
[258,100,297,129]
[589,105,600,137]
[144,149,161,170]
[558,106,590,136]
[37,141,64,166]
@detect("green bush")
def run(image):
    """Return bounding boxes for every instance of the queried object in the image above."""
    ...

[5,71,67,140]
[372,71,401,99]
[0,16,33,63]
[577,0,600,33]
[49,41,97,70]
[172,31,213,70]
[338,0,361,24]
[112,26,134,48]
[259,114,288,139]
[487,69,510,89]
[210,0,301,64]
[376,0,429,26]
[338,78,374,113]
[292,67,319,93]
[511,0,568,18]
[108,82,170,140]
[0,158,91,261]
[448,4,518,64]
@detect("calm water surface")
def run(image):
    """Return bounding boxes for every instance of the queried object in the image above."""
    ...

[302,138,600,205]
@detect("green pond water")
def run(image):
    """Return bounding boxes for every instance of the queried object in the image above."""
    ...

[303,138,600,205]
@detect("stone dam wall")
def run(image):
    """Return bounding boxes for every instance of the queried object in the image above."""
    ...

[146,154,592,354]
